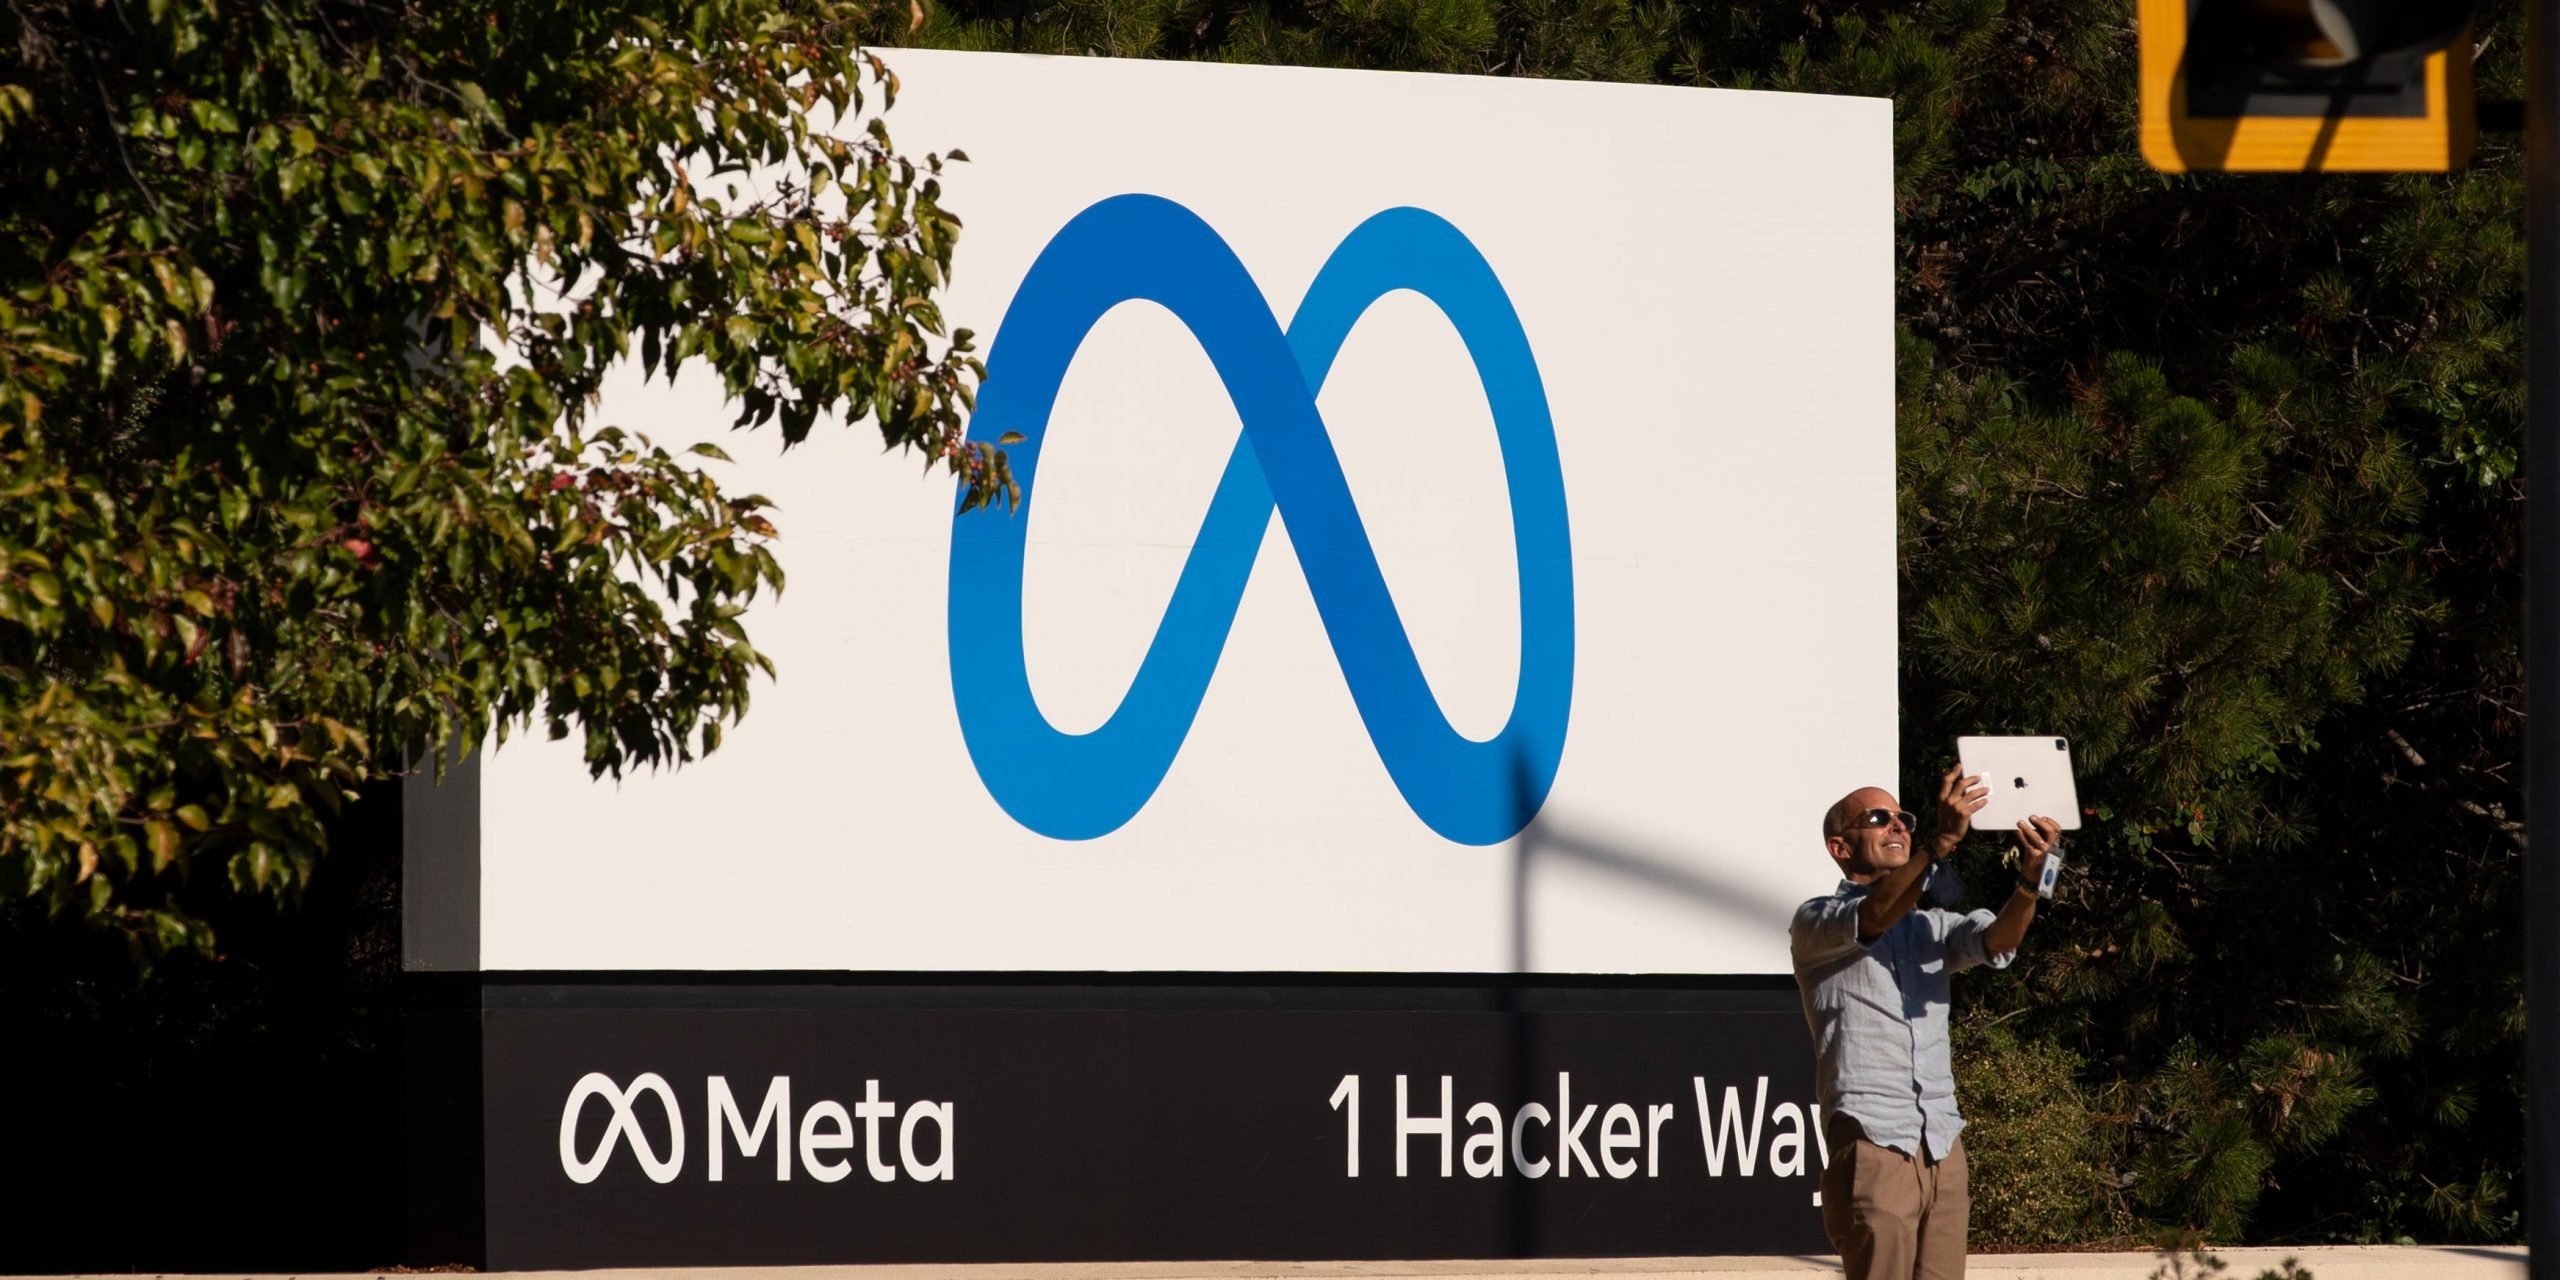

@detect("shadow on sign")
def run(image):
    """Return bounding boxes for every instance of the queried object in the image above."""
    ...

[1510,810,1804,975]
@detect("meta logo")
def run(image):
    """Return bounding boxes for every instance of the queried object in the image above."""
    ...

[948,194,1575,845]
[558,1073,956,1185]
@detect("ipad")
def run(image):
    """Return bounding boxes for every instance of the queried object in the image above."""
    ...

[1956,735,2084,832]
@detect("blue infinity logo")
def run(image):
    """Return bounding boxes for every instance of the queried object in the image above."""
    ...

[947,195,1573,845]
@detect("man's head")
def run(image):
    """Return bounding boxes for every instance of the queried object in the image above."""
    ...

[1823,786,1916,883]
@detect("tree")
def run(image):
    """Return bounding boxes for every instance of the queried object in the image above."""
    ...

[1680,1,2525,1245]
[0,0,1001,956]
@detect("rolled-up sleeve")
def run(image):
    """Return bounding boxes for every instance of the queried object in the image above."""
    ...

[1790,894,1867,968]
[1943,907,2015,972]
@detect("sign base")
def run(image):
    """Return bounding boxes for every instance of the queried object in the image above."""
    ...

[429,978,1830,1269]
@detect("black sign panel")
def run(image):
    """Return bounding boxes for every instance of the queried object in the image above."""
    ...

[481,987,1829,1269]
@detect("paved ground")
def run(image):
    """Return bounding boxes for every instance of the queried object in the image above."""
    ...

[511,1251,2519,1280]
[58,1246,2528,1280]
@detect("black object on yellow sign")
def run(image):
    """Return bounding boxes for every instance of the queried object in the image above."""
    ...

[2140,0,2477,173]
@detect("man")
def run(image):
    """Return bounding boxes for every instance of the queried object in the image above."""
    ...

[1789,766,2060,1280]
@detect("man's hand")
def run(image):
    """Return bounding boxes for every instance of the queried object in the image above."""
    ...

[2014,815,2061,890]
[1982,814,2061,956]
[1931,765,1989,858]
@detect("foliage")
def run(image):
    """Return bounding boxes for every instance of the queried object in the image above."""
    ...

[0,810,407,1271]
[0,0,996,956]
[1951,1005,2128,1245]
[1881,1,2526,1248]
[884,0,2528,1248]
[2147,1250,2315,1280]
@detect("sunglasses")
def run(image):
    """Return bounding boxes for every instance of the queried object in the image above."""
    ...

[1843,807,1917,833]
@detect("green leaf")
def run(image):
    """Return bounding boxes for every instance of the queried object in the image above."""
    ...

[189,100,242,133]
[146,821,181,872]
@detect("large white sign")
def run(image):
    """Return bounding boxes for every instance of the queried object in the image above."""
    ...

[473,50,1895,973]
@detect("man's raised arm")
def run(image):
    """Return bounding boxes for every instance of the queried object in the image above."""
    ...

[1860,766,1988,942]
[1853,844,1925,947]
[1856,845,1934,943]
[1981,816,2061,956]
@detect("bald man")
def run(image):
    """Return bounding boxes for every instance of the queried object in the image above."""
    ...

[1789,767,2059,1280]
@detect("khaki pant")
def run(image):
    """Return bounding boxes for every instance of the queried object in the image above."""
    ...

[1818,1121,1969,1280]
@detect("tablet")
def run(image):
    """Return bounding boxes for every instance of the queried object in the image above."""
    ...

[1956,735,2084,832]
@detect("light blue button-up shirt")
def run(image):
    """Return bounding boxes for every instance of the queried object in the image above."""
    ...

[1788,878,2014,1161]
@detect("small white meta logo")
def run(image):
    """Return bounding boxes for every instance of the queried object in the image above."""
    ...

[557,1072,956,1185]
[560,1071,686,1185]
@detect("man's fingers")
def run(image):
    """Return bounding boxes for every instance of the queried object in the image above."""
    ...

[2013,816,2059,849]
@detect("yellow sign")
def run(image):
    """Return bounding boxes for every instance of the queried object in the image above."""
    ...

[2139,0,2474,173]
